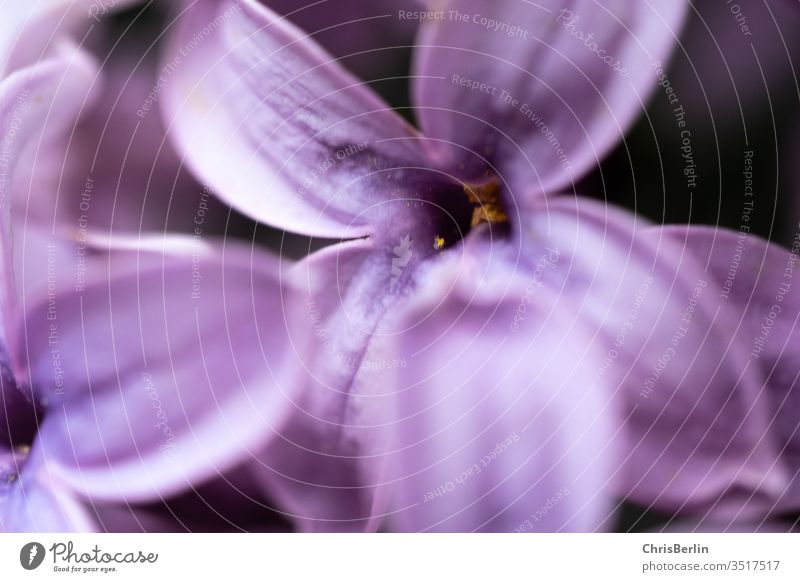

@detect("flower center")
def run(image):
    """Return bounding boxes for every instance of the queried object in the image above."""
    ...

[463,178,508,227]
[412,171,509,254]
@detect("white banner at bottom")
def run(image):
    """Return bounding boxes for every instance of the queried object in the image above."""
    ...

[0,533,797,581]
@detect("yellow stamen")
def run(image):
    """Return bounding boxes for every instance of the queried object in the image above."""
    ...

[463,179,508,227]
[433,236,445,250]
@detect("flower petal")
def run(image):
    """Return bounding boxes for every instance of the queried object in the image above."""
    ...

[23,239,306,503]
[25,34,230,237]
[0,49,99,355]
[413,0,687,200]
[162,0,430,238]
[660,225,800,516]
[251,237,425,531]
[518,197,787,517]
[1,444,95,532]
[250,207,473,531]
[384,230,622,532]
[0,0,143,75]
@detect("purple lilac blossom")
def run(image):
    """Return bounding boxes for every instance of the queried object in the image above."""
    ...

[4,1,232,238]
[158,0,800,532]
[1,0,798,534]
[0,9,306,531]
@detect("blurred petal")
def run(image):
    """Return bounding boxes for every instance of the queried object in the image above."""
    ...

[518,197,787,517]
[661,225,800,515]
[0,49,99,351]
[254,236,439,531]
[162,0,430,238]
[1,445,94,532]
[253,214,474,531]
[385,229,622,532]
[25,29,230,236]
[0,0,143,75]
[22,239,305,503]
[413,0,687,200]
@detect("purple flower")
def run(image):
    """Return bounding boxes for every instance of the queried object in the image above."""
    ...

[3,0,796,534]
[0,1,140,75]
[1,1,234,239]
[154,0,800,532]
[0,39,306,531]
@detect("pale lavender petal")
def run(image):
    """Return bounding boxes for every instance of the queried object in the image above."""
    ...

[21,240,305,503]
[1,445,95,532]
[252,237,431,532]
[0,49,98,354]
[518,197,787,517]
[162,0,431,238]
[661,225,800,516]
[385,230,621,532]
[251,206,474,531]
[0,0,143,75]
[413,0,687,200]
[26,45,229,237]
